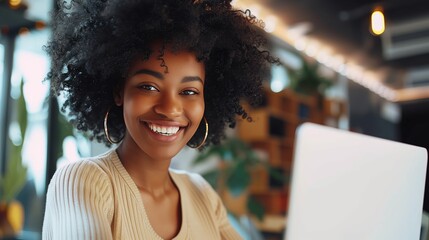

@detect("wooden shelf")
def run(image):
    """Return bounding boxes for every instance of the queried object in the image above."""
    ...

[250,214,286,233]
[237,87,347,216]
[238,109,288,141]
[252,190,289,214]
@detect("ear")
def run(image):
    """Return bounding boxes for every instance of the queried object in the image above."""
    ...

[114,88,124,106]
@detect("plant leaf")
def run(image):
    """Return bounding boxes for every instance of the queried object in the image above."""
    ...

[202,169,220,189]
[267,165,288,185]
[2,140,27,202]
[192,145,222,164]
[18,78,28,140]
[226,161,250,196]
[247,197,265,221]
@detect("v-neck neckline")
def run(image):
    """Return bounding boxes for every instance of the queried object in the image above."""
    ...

[110,149,187,239]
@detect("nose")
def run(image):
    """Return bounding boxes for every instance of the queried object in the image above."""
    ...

[153,93,183,118]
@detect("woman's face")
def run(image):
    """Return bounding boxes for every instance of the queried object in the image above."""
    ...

[116,48,205,161]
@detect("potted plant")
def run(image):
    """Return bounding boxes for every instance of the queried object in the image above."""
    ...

[193,138,284,220]
[290,60,332,97]
[0,80,28,238]
[0,147,27,238]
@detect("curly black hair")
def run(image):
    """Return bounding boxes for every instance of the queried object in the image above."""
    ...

[46,0,277,147]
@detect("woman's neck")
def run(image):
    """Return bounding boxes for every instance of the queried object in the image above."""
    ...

[116,135,174,192]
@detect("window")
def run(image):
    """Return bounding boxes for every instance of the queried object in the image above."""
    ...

[0,2,107,238]
[5,29,51,238]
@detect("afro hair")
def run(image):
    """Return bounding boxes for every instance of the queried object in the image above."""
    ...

[46,0,277,147]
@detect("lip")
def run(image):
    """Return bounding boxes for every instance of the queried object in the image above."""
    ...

[140,120,187,143]
[143,120,187,127]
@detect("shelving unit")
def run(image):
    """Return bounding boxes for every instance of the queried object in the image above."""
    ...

[236,87,347,235]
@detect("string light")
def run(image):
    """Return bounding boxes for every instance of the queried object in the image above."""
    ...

[35,21,46,30]
[371,8,385,35]
[264,15,278,33]
[9,0,21,8]
[18,27,29,35]
[232,0,400,101]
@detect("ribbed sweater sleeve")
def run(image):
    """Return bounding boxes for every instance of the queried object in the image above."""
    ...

[42,160,114,240]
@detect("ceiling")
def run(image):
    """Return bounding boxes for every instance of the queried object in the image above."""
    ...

[2,0,429,101]
[259,0,429,101]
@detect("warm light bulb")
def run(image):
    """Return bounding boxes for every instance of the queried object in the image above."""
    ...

[9,0,21,8]
[264,15,278,33]
[371,10,385,35]
[18,27,29,35]
[35,21,46,30]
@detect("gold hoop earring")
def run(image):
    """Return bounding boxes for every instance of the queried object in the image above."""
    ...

[189,117,208,149]
[104,109,121,144]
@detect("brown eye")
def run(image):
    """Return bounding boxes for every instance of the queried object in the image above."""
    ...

[138,84,158,92]
[181,89,199,95]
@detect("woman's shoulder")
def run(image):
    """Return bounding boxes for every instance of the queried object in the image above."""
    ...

[49,150,116,187]
[44,151,116,229]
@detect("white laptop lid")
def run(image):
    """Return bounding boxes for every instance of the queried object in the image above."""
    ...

[285,123,428,240]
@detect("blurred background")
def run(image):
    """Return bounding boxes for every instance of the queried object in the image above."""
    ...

[1,0,429,239]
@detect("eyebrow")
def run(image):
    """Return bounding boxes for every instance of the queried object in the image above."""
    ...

[132,69,203,84]
[182,76,204,84]
[132,69,164,80]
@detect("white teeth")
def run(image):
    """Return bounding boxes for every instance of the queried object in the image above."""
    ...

[147,123,180,136]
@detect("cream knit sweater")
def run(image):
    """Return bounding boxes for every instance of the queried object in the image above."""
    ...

[42,149,242,240]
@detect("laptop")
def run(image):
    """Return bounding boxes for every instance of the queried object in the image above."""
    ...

[285,123,428,240]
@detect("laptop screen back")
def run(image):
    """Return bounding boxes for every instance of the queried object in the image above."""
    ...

[285,123,427,240]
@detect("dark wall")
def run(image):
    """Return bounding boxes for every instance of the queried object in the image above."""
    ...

[348,81,399,140]
[400,99,429,212]
[349,80,429,211]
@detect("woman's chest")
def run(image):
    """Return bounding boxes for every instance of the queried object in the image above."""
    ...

[110,188,220,239]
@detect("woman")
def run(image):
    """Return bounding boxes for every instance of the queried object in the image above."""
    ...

[42,0,276,239]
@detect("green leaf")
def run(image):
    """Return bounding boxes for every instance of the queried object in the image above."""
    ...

[1,143,27,202]
[290,60,333,96]
[17,78,28,140]
[226,161,251,196]
[202,169,220,189]
[191,137,278,220]
[267,165,288,184]
[247,197,265,221]
[0,78,28,203]
[192,145,222,164]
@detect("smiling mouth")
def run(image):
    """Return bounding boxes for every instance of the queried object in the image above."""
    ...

[146,122,181,136]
